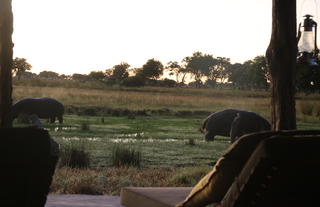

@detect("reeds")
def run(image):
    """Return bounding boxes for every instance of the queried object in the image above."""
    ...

[59,140,91,168]
[111,144,141,168]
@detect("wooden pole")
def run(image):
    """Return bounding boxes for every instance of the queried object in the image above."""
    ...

[0,0,13,127]
[266,0,297,130]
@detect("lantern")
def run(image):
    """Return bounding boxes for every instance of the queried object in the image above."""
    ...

[297,14,319,66]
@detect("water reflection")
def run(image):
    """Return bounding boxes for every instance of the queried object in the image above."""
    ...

[117,132,144,138]
[110,138,178,143]
[61,137,100,141]
[59,136,179,143]
[46,126,77,132]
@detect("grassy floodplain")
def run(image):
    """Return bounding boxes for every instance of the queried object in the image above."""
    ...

[12,80,320,195]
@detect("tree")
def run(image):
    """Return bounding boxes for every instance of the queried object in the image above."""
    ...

[0,0,13,127]
[166,61,188,83]
[107,62,130,84]
[121,76,146,87]
[59,74,71,80]
[183,52,216,81]
[72,73,88,82]
[266,0,297,130]
[138,58,164,79]
[209,57,231,83]
[38,70,59,79]
[14,71,37,79]
[228,62,251,89]
[12,57,32,76]
[248,56,269,89]
[228,56,269,90]
[87,70,106,81]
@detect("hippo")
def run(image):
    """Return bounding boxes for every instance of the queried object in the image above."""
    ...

[229,112,271,143]
[10,97,64,124]
[201,109,270,142]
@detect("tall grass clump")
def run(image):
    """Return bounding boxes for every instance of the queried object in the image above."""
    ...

[111,144,141,168]
[80,122,90,131]
[169,166,211,186]
[59,141,91,168]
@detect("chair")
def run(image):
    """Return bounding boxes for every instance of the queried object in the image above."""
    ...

[121,130,320,207]
[0,128,58,207]
[221,131,320,207]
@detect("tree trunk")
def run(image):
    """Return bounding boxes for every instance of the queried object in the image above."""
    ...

[266,0,297,130]
[0,0,13,128]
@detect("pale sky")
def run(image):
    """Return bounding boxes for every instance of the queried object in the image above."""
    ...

[12,0,319,75]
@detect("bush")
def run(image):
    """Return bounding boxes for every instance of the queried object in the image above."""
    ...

[59,141,91,168]
[121,76,145,87]
[111,145,141,168]
[159,78,176,87]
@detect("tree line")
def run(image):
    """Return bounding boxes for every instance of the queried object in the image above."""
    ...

[11,51,320,92]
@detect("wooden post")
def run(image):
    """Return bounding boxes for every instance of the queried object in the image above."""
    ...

[266,0,297,130]
[0,0,13,127]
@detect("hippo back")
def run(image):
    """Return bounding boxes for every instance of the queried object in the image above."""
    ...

[11,97,64,119]
[230,111,271,142]
[205,109,247,137]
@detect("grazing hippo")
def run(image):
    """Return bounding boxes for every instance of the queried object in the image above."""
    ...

[229,112,271,143]
[201,109,270,142]
[10,97,64,124]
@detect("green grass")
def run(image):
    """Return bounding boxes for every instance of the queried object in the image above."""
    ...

[11,83,320,195]
[43,115,229,169]
[45,114,320,195]
[32,113,320,170]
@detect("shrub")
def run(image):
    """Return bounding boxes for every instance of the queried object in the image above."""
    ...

[111,145,141,168]
[121,76,145,87]
[158,78,176,87]
[59,141,91,168]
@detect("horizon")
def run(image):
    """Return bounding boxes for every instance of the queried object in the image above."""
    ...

[12,0,319,75]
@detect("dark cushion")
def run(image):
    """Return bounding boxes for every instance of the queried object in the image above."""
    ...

[0,128,58,207]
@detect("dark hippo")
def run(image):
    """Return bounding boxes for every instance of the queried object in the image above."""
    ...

[10,97,64,124]
[201,109,270,142]
[229,112,271,143]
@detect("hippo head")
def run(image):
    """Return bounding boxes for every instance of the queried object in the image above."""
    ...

[205,133,214,142]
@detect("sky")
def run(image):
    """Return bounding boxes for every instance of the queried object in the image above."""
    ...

[11,0,320,75]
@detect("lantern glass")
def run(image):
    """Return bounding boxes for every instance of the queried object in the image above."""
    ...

[298,31,315,53]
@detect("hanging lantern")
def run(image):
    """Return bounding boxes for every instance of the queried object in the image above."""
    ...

[297,14,319,66]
